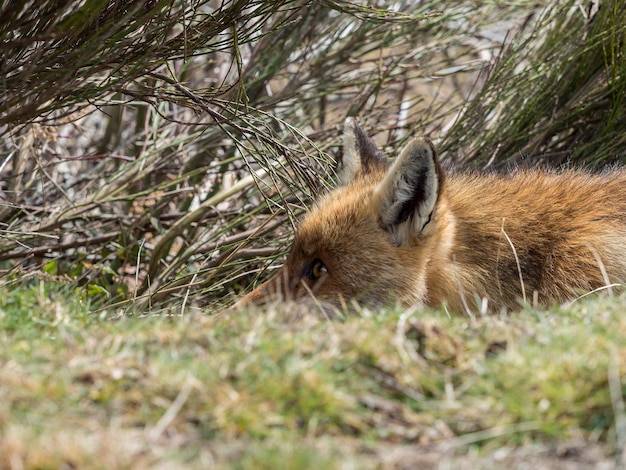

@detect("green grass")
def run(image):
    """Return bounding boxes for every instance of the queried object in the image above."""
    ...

[0,278,623,468]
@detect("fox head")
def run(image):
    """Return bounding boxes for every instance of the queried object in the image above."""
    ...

[238,118,447,309]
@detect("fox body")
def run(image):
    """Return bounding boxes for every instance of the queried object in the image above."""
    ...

[239,118,626,313]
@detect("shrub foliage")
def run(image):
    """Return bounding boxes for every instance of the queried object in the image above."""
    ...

[0,0,624,311]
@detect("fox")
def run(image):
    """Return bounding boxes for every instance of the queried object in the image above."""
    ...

[237,118,626,313]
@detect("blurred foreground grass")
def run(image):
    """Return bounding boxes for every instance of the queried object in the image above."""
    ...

[0,278,623,468]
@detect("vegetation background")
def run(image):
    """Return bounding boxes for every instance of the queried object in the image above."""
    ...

[1,0,626,467]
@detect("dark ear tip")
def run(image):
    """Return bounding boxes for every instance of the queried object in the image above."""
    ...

[402,137,438,161]
[422,137,437,158]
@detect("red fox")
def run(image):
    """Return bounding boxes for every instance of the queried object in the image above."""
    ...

[238,118,626,313]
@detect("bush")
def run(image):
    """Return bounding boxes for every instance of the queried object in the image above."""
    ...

[1,0,624,312]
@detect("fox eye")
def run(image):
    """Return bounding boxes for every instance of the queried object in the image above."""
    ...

[305,258,328,281]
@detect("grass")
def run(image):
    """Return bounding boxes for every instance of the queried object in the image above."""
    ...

[1,278,623,468]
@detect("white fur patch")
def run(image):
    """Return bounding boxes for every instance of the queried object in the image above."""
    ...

[340,117,360,185]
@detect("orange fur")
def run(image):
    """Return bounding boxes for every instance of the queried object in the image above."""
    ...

[239,119,626,313]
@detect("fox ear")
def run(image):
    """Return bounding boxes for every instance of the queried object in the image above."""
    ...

[338,117,388,185]
[375,137,443,245]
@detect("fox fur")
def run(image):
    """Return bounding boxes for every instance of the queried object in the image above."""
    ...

[238,118,626,313]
